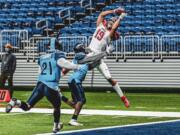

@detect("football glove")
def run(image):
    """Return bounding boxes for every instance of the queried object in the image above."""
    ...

[106,45,115,54]
[114,7,125,15]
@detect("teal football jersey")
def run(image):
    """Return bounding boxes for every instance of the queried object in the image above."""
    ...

[38,51,65,90]
[68,52,89,83]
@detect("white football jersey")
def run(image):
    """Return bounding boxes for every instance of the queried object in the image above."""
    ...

[89,22,111,53]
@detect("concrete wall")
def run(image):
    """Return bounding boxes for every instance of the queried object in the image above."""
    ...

[1,59,180,88]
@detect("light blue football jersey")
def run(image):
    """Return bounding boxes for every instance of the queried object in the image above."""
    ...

[38,50,65,91]
[68,52,89,83]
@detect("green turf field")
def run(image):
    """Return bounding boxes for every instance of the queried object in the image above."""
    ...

[0,113,178,135]
[0,91,180,135]
[1,91,180,111]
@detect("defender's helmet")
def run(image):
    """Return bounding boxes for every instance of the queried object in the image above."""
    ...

[74,43,86,53]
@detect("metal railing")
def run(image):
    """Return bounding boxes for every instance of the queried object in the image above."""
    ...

[58,7,72,25]
[28,37,51,61]
[0,30,179,61]
[161,35,180,59]
[80,0,93,14]
[123,35,159,61]
[28,36,88,61]
[59,36,88,56]
[0,30,28,59]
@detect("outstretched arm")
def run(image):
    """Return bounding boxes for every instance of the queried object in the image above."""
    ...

[110,12,127,38]
[78,52,106,64]
[57,58,80,70]
[97,10,114,26]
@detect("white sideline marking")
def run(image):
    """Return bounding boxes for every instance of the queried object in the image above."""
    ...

[36,119,180,135]
[1,108,180,118]
[0,112,28,116]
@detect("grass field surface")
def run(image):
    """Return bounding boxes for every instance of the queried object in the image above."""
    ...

[0,113,177,135]
[0,91,180,135]
[1,91,180,111]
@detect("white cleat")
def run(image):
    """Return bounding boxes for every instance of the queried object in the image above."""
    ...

[68,119,83,126]
[5,98,17,113]
[52,122,63,133]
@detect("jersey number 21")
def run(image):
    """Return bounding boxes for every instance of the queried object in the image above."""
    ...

[41,62,52,75]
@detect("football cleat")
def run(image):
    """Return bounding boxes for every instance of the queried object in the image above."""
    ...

[121,96,130,108]
[5,98,17,113]
[52,122,63,133]
[68,119,83,126]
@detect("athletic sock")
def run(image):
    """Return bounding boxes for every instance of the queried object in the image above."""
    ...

[54,108,60,123]
[112,82,124,97]
[72,115,78,120]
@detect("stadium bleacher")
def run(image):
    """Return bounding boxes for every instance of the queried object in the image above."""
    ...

[0,0,178,36]
[0,0,179,58]
[0,0,100,36]
[59,0,180,36]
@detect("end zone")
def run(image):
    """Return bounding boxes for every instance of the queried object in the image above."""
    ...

[37,119,180,135]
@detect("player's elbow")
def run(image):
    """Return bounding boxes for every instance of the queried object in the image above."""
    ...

[99,12,106,17]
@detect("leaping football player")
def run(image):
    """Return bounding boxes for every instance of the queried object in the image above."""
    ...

[87,7,130,107]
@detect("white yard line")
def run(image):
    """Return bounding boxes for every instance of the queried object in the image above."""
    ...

[1,108,180,118]
[36,119,180,135]
[0,112,28,116]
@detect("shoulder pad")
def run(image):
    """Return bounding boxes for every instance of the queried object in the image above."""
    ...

[55,51,66,60]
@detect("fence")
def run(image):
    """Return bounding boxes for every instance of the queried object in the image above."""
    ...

[0,30,28,58]
[161,35,180,59]
[59,36,88,53]
[0,30,179,61]
[28,36,88,61]
[123,35,159,60]
[28,37,51,61]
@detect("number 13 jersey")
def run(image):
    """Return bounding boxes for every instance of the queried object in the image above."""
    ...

[89,20,111,53]
[38,51,66,91]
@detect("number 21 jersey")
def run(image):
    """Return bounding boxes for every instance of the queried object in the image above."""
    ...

[89,20,111,53]
[38,51,65,91]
